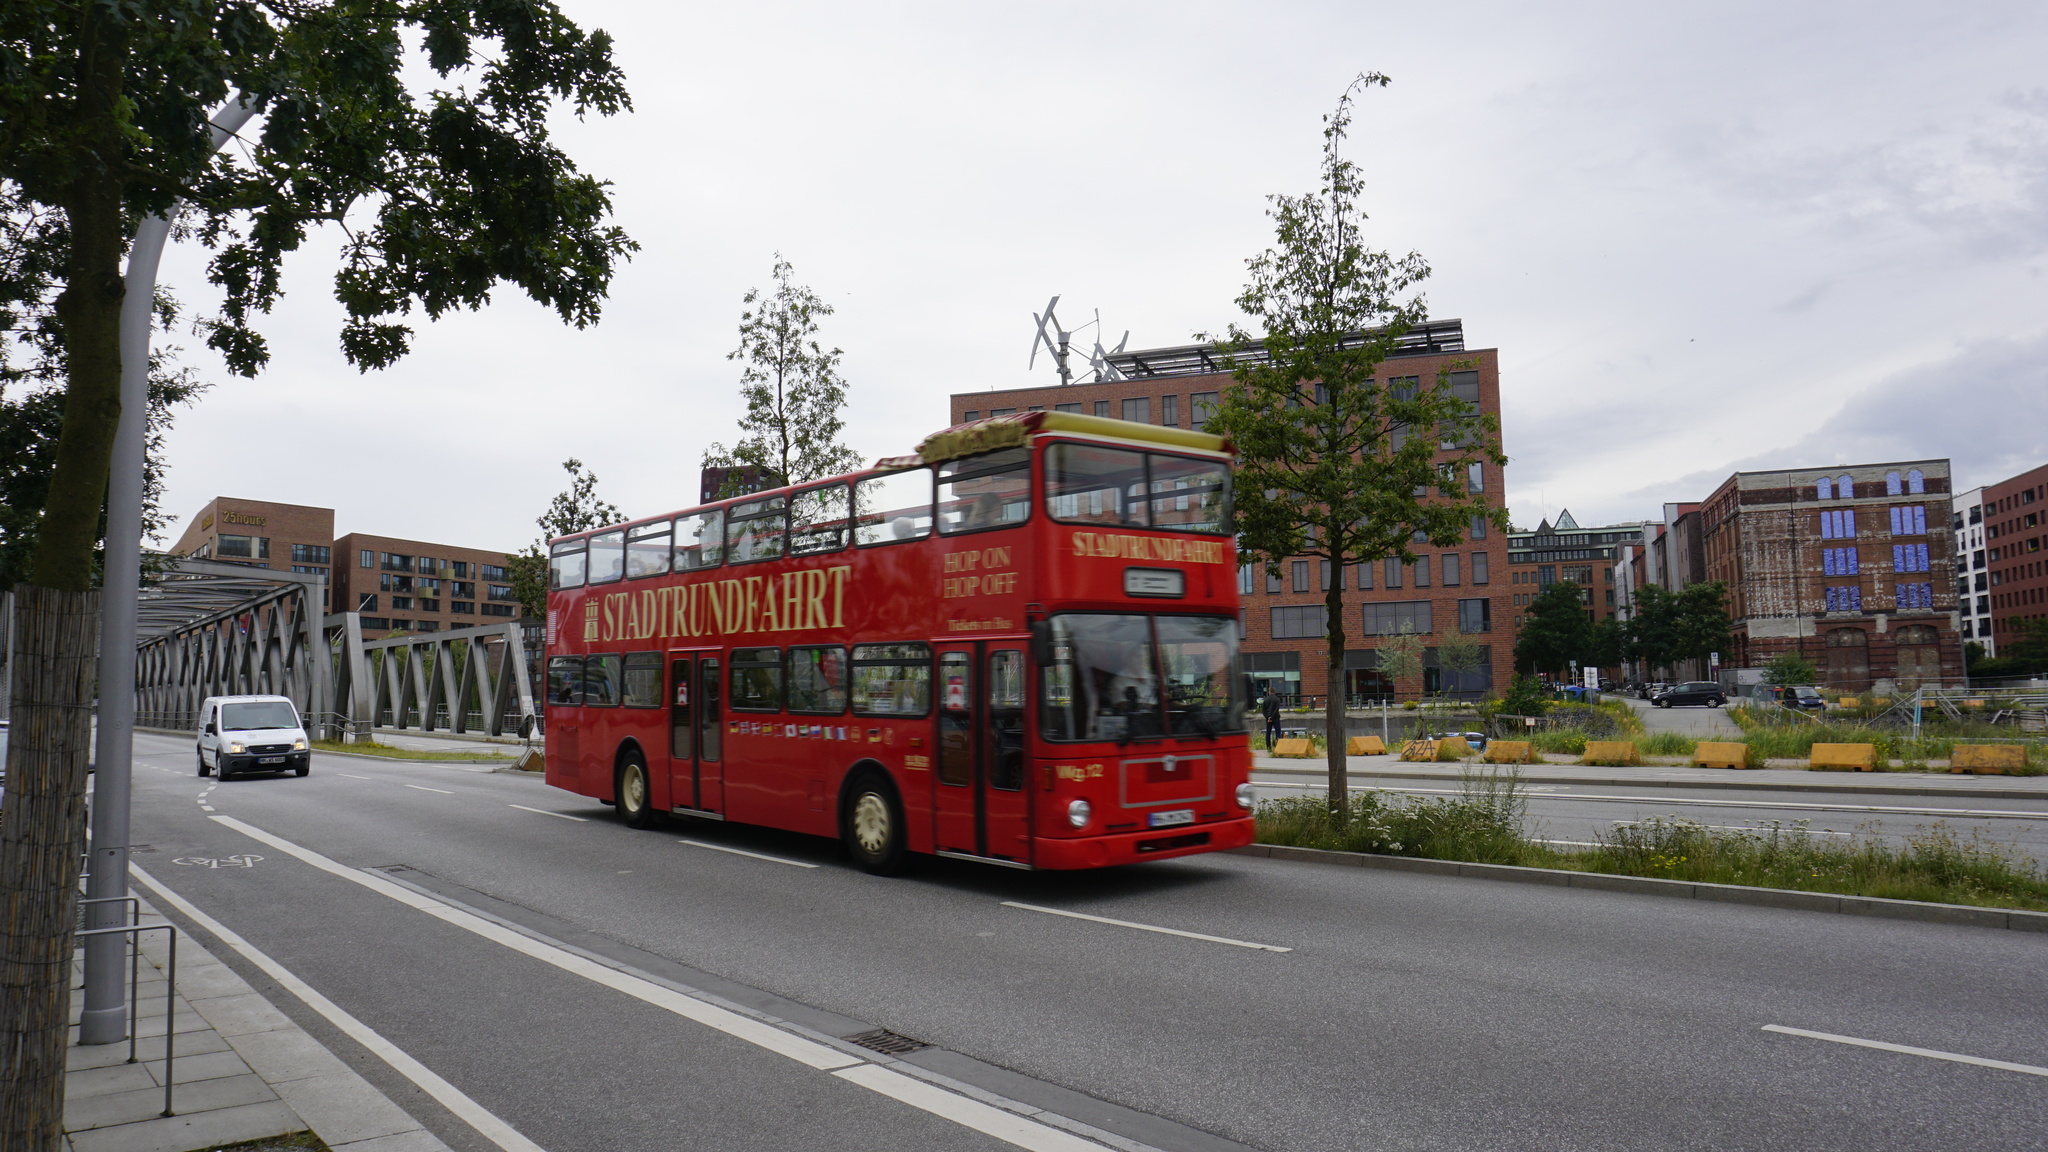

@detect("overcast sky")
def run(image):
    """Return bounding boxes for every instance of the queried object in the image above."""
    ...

[149,0,2048,551]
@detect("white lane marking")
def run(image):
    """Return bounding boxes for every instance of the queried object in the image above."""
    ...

[678,839,820,868]
[130,864,547,1152]
[1763,1025,2048,1078]
[508,804,588,823]
[1259,779,2048,821]
[1001,901,1291,953]
[203,816,1115,1152]
[338,773,375,781]
[209,815,855,1070]
[404,784,454,794]
[200,806,215,812]
[833,1063,1108,1151]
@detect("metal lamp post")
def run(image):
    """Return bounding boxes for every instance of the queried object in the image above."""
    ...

[79,96,258,1045]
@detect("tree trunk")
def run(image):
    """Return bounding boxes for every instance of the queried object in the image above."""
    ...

[0,586,103,1151]
[1325,554,1348,821]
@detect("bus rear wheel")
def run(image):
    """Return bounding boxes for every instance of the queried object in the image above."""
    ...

[617,755,658,830]
[841,774,907,875]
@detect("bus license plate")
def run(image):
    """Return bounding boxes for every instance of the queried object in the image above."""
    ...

[1147,809,1195,829]
[258,756,285,764]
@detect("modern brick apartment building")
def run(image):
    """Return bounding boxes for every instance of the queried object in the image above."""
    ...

[170,497,519,638]
[1504,511,1646,629]
[1982,462,2048,650]
[948,319,1511,701]
[1701,460,1960,691]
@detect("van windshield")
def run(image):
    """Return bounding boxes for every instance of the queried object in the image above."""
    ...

[222,701,300,731]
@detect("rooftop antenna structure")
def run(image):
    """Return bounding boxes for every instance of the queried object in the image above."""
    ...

[1030,297,1129,385]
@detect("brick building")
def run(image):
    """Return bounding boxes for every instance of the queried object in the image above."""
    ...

[171,497,520,638]
[1504,510,1646,628]
[1983,462,2048,650]
[948,319,1511,701]
[1701,460,1961,691]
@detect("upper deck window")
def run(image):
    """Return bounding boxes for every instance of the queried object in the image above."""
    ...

[549,540,587,589]
[726,495,788,564]
[1045,443,1231,535]
[938,448,1031,535]
[626,521,671,579]
[854,469,934,545]
[674,508,724,571]
[587,531,626,585]
[790,484,850,556]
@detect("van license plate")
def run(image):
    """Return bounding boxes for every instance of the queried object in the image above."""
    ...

[258,756,285,764]
[1147,809,1194,828]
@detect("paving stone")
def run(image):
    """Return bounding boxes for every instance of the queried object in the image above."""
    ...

[272,1072,421,1145]
[65,1101,305,1152]
[188,991,297,1038]
[65,1070,276,1131]
[331,1127,453,1152]
[64,1061,157,1100]
[143,1047,257,1087]
[227,1027,352,1084]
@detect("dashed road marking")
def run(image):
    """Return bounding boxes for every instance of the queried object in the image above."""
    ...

[1764,1024,2048,1078]
[404,784,454,794]
[509,804,587,822]
[1001,901,1292,953]
[678,839,820,868]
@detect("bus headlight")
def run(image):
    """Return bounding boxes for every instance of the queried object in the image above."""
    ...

[1066,799,1092,829]
[1235,783,1255,809]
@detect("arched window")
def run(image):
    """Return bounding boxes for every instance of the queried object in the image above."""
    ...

[1825,628,1867,647]
[1886,471,1902,496]
[1838,474,1854,497]
[1816,477,1833,500]
[1892,624,1938,645]
[1907,469,1925,494]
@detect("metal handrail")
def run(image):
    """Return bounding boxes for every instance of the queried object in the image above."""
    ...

[74,919,179,1117]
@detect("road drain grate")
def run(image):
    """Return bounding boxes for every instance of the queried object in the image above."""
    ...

[844,1028,930,1055]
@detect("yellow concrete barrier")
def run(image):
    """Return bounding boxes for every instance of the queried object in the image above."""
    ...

[1837,697,1859,708]
[1272,738,1316,758]
[1398,739,1440,762]
[1692,741,1752,769]
[1581,740,1640,766]
[1951,744,2026,774]
[1809,743,1878,771]
[1436,738,1474,761]
[1485,740,1534,764]
[1345,735,1387,756]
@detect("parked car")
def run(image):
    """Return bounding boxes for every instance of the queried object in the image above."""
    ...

[1782,685,1826,711]
[197,694,312,779]
[1650,681,1727,708]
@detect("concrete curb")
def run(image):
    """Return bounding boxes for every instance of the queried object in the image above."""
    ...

[1227,844,2048,933]
[1251,760,2048,802]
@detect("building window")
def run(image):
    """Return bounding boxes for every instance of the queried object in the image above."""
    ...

[356,594,378,612]
[418,556,439,574]
[1270,604,1328,639]
[1885,471,1903,496]
[1291,560,1310,592]
[1160,395,1179,426]
[1191,392,1219,429]
[989,407,1015,418]
[481,564,509,581]
[1897,582,1933,609]
[1892,543,1930,573]
[1823,547,1860,575]
[1837,474,1853,497]
[1467,462,1485,493]
[1825,586,1862,611]
[216,534,268,559]
[1471,552,1489,584]
[1121,398,1150,424]
[1442,554,1460,585]
[418,599,441,613]
[1908,469,1925,494]
[1320,559,1333,591]
[290,543,331,565]
[1470,515,1487,540]
[360,550,373,568]
[1890,506,1927,535]
[1238,564,1254,594]
[1054,402,1082,413]
[1267,568,1282,594]
[481,603,515,617]
[449,561,469,578]
[451,581,475,597]
[1093,400,1110,417]
[962,410,980,421]
[452,601,475,614]
[1362,600,1432,635]
[1457,598,1491,634]
[1817,477,1833,500]
[1356,561,1373,589]
[391,597,413,610]
[1384,557,1402,588]
[1821,510,1854,539]
[488,585,515,602]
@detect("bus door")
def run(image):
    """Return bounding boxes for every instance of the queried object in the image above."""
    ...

[934,643,1033,864]
[667,649,724,815]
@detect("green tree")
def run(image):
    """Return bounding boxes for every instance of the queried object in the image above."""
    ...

[1514,580,1593,675]
[0,7,632,1143]
[702,255,861,492]
[1373,627,1426,696]
[1762,651,1819,688]
[1434,632,1485,697]
[507,458,623,619]
[1587,616,1627,672]
[1671,581,1734,668]
[1203,75,1508,819]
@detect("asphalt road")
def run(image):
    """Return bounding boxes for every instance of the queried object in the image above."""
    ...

[115,731,2047,1152]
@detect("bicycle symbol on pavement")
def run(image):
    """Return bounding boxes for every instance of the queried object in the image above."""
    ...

[171,854,264,869]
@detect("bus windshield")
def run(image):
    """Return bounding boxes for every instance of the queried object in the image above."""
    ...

[1038,613,1244,742]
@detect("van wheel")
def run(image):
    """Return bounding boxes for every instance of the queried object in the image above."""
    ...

[197,751,211,777]
[841,773,908,875]
[616,755,658,829]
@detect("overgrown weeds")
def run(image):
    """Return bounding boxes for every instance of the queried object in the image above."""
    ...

[312,740,510,762]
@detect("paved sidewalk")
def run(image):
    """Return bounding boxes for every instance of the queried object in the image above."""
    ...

[66,893,450,1152]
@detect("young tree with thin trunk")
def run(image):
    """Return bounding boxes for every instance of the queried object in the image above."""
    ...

[702,255,861,491]
[0,6,632,1144]
[1204,74,1508,821]
[507,458,624,619]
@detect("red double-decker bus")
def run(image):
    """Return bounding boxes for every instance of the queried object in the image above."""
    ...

[542,411,1254,872]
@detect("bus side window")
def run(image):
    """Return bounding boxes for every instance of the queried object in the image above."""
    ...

[938,652,972,787]
[789,484,850,555]
[584,654,622,706]
[701,658,722,761]
[988,649,1024,791]
[854,469,934,545]
[675,509,724,571]
[547,656,585,705]
[729,647,783,710]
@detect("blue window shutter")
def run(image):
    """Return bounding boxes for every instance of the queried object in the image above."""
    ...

[1915,506,1926,534]
[1893,544,1904,570]
[1823,550,1835,576]
[1851,586,1862,610]
[1848,549,1859,574]
[1825,587,1838,611]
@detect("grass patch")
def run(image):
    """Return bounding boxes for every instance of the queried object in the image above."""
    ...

[312,740,510,762]
[1530,728,1587,755]
[185,1132,331,1152]
[1252,771,2048,911]
[1635,732,1699,758]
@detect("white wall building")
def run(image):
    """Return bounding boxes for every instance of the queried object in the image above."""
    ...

[1953,485,1992,656]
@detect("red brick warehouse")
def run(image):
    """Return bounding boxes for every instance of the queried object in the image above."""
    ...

[950,319,1510,702]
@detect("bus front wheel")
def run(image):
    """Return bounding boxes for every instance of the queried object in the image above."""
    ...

[841,774,908,876]
[616,755,658,830]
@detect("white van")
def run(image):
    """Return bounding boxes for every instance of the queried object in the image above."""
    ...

[197,695,312,779]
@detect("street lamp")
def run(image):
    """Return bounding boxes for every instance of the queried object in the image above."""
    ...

[79,96,258,1046]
